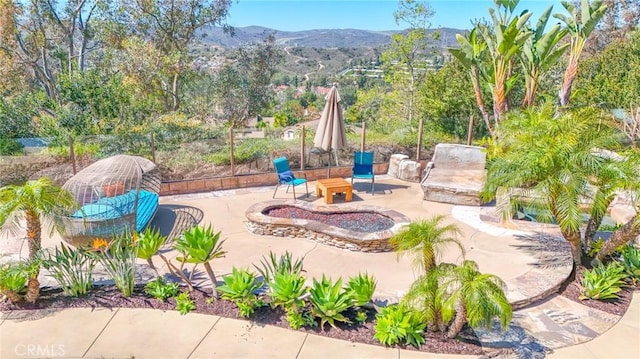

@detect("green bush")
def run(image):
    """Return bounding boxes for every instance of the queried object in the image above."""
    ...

[0,138,24,156]
[580,262,627,300]
[346,272,376,307]
[373,304,426,347]
[175,292,196,315]
[268,271,309,329]
[0,262,28,302]
[309,275,353,330]
[218,267,264,318]
[144,277,180,301]
[619,245,640,284]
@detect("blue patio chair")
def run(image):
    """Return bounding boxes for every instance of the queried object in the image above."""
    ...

[273,157,309,199]
[351,151,375,194]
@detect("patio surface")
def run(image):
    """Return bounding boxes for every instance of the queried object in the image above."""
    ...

[1,175,638,358]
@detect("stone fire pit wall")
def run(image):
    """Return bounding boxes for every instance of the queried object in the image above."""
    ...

[244,200,411,253]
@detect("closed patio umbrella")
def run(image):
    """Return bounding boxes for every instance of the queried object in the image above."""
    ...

[314,85,347,177]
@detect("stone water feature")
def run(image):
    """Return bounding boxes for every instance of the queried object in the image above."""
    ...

[244,200,411,252]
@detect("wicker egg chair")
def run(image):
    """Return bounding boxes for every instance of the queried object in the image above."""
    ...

[55,155,161,247]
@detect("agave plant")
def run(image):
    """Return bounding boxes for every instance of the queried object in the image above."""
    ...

[346,272,377,307]
[254,251,304,284]
[218,267,263,318]
[373,304,426,347]
[174,224,226,299]
[0,262,29,303]
[136,227,167,275]
[581,262,627,300]
[308,275,354,330]
[619,245,640,284]
[268,271,309,329]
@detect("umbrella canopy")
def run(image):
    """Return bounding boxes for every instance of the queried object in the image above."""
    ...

[314,86,347,152]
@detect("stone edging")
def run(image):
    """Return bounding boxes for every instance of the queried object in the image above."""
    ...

[244,200,411,252]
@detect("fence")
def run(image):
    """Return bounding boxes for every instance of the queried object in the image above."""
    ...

[1,125,429,186]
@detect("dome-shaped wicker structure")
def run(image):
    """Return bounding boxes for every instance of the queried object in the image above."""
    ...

[55,155,161,247]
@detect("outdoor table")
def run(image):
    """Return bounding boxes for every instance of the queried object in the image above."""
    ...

[316,178,353,204]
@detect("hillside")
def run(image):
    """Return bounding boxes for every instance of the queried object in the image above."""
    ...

[197,26,465,48]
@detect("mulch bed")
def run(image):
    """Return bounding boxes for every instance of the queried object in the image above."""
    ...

[0,286,484,356]
[559,265,638,317]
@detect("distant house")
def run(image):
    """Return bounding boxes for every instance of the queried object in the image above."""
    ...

[17,137,49,154]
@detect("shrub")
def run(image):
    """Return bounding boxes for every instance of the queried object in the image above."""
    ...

[42,243,95,297]
[580,262,627,300]
[309,275,353,330]
[619,245,640,284]
[373,304,426,347]
[175,292,196,315]
[218,267,263,318]
[136,227,166,274]
[346,272,376,307]
[144,277,180,301]
[268,271,309,329]
[0,262,28,302]
[255,251,304,284]
[0,138,24,156]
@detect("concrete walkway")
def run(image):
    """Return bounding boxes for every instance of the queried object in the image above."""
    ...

[1,176,639,358]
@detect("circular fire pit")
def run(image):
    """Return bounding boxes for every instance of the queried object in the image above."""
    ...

[245,200,411,252]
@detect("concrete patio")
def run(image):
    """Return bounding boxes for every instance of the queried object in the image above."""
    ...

[1,175,638,358]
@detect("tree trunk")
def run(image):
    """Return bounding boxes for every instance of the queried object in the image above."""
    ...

[594,217,640,263]
[563,229,583,268]
[171,72,180,111]
[203,262,219,299]
[471,70,493,138]
[558,39,585,107]
[2,290,23,303]
[446,301,467,339]
[522,70,538,108]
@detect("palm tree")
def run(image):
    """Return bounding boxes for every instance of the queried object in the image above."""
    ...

[477,0,532,121]
[389,215,464,274]
[450,28,493,137]
[483,103,622,267]
[520,6,569,108]
[439,260,512,339]
[402,263,456,332]
[554,0,608,106]
[0,178,76,302]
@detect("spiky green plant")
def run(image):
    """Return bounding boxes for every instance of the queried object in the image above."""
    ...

[268,271,309,329]
[308,275,353,330]
[174,224,226,299]
[218,267,263,318]
[42,243,95,297]
[175,291,195,315]
[144,277,180,301]
[619,245,640,284]
[373,304,426,347]
[346,272,376,307]
[254,251,304,284]
[580,262,627,300]
[0,262,28,303]
[136,227,166,274]
[90,235,137,297]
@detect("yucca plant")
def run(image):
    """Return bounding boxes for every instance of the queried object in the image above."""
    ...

[268,271,309,329]
[218,267,264,318]
[346,272,377,307]
[255,251,304,284]
[174,224,226,299]
[619,245,640,284]
[580,262,627,300]
[42,243,95,297]
[89,235,137,297]
[373,304,426,347]
[144,277,180,301]
[308,275,353,330]
[0,262,29,303]
[136,227,167,275]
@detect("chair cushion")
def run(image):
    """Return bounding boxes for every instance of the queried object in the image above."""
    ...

[353,164,373,175]
[278,170,295,183]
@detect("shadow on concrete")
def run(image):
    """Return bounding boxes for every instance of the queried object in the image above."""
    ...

[351,182,411,196]
[512,232,573,270]
[149,205,205,242]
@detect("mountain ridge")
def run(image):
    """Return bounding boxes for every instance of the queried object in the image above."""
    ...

[197,26,465,48]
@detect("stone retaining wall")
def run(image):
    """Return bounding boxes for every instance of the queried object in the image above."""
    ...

[245,200,411,253]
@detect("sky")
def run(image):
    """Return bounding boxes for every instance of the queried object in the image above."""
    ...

[227,0,566,31]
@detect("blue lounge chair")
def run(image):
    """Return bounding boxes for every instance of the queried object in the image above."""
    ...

[351,151,375,194]
[273,157,309,199]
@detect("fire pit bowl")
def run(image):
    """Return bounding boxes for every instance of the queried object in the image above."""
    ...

[244,200,411,252]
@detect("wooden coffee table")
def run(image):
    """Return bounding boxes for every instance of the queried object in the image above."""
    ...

[316,178,353,204]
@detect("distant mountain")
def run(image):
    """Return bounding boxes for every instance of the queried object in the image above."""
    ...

[196,26,465,48]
